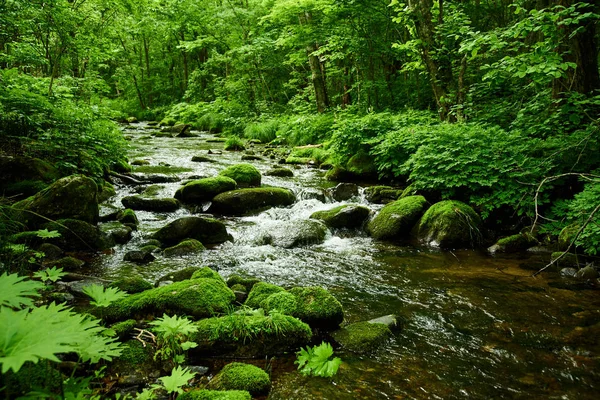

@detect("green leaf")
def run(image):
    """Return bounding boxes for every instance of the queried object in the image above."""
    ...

[33,266,67,283]
[149,314,198,337]
[295,342,342,378]
[0,272,43,309]
[82,284,128,307]
[34,229,61,239]
[159,366,195,394]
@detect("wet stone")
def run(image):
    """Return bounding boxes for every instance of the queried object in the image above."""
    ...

[330,183,359,201]
[123,250,156,264]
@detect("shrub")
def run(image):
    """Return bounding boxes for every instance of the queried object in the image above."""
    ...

[244,119,280,143]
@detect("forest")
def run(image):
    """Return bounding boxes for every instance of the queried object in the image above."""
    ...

[1,0,599,398]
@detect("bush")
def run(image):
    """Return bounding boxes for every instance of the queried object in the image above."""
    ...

[278,114,334,146]
[244,119,280,143]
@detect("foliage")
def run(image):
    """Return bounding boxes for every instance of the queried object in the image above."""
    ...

[82,284,129,308]
[0,272,44,308]
[33,267,67,283]
[154,365,196,396]
[149,314,198,366]
[295,342,342,378]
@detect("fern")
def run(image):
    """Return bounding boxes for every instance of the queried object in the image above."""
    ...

[0,272,44,308]
[295,342,342,378]
[0,302,122,373]
[150,314,198,366]
[33,266,67,283]
[82,284,128,307]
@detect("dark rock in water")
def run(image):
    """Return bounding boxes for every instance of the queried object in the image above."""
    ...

[117,208,139,226]
[174,176,237,203]
[130,173,181,183]
[121,195,180,212]
[44,219,112,251]
[110,277,153,294]
[234,290,248,304]
[297,188,327,202]
[330,182,359,201]
[101,278,235,322]
[98,181,117,203]
[241,154,263,161]
[67,279,108,297]
[124,250,156,264]
[367,196,427,240]
[560,268,578,278]
[160,123,191,136]
[163,239,205,257]
[152,216,231,246]
[264,167,294,177]
[210,187,296,216]
[186,366,209,376]
[126,117,138,123]
[288,286,344,330]
[12,175,99,228]
[191,155,215,163]
[205,362,271,396]
[364,185,403,204]
[310,204,370,229]
[368,314,403,332]
[488,233,539,254]
[331,321,392,353]
[576,265,599,280]
[412,200,482,249]
[51,256,85,271]
[102,223,133,245]
[99,204,120,222]
[218,164,261,188]
[131,159,150,166]
[551,252,581,268]
[257,219,327,248]
[38,243,64,260]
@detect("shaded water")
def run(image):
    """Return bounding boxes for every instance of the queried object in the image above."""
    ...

[96,123,600,399]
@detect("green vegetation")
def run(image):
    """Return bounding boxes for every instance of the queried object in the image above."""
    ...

[295,342,342,378]
[331,322,393,353]
[175,176,238,203]
[218,164,262,188]
[206,362,271,396]
[245,282,286,309]
[289,286,345,330]
[367,196,428,240]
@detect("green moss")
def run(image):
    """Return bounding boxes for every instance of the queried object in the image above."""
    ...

[289,287,344,330]
[558,223,580,251]
[261,291,298,315]
[493,233,539,253]
[331,321,392,353]
[175,176,237,203]
[121,195,180,212]
[112,340,154,370]
[163,239,206,257]
[218,164,261,188]
[132,165,193,174]
[2,361,63,397]
[206,362,271,396]
[117,208,139,225]
[245,282,285,309]
[141,184,163,197]
[156,267,202,285]
[51,256,85,271]
[265,167,294,177]
[227,275,260,292]
[98,181,116,202]
[364,186,403,204]
[110,277,153,294]
[110,319,137,340]
[152,216,231,246]
[367,196,427,240]
[346,151,377,177]
[230,283,247,292]
[178,390,251,400]
[112,159,132,173]
[191,267,225,283]
[224,137,246,151]
[310,204,370,229]
[413,200,482,248]
[191,313,312,357]
[210,187,296,216]
[285,156,312,165]
[102,278,235,322]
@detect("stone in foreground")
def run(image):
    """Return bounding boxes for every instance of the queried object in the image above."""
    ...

[210,187,295,216]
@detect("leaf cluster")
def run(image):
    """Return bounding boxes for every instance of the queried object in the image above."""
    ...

[295,342,342,378]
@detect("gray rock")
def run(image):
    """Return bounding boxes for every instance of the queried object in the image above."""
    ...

[330,183,359,201]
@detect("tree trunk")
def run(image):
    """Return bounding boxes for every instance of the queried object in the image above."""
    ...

[301,11,329,113]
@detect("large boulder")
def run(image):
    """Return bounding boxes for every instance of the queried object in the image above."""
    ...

[206,363,271,396]
[487,232,539,254]
[190,313,312,357]
[12,175,99,227]
[174,176,237,203]
[310,204,370,229]
[329,183,359,201]
[44,219,112,251]
[367,196,427,240]
[152,216,231,246]
[210,187,295,216]
[101,278,235,322]
[121,195,180,212]
[163,239,205,257]
[218,164,261,188]
[244,282,285,309]
[412,200,482,248]
[288,286,344,330]
[0,155,59,198]
[259,220,328,248]
[364,186,403,204]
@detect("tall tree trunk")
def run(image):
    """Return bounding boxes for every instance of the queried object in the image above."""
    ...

[181,31,189,93]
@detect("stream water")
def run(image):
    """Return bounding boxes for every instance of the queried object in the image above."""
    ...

[94,122,599,399]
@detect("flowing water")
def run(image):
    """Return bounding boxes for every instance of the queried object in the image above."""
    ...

[94,122,600,399]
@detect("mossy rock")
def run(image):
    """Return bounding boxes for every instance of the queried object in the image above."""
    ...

[245,282,285,309]
[285,156,312,165]
[1,361,63,398]
[367,196,427,240]
[163,239,206,257]
[152,216,232,246]
[218,164,261,188]
[110,319,137,340]
[110,339,155,373]
[191,267,225,283]
[310,204,370,229]
[117,208,139,225]
[259,219,328,248]
[38,243,63,260]
[110,277,153,294]
[121,195,180,212]
[346,151,377,178]
[2,180,49,200]
[364,186,403,204]
[98,181,116,203]
[551,252,581,268]
[210,187,296,216]
[112,159,133,173]
[190,313,312,357]
[412,200,482,248]
[206,362,271,396]
[488,232,539,254]
[558,223,580,251]
[51,256,85,271]
[330,321,392,353]
[178,390,251,400]
[226,275,260,292]
[101,278,235,322]
[141,184,163,197]
[191,155,216,163]
[44,219,112,251]
[0,155,59,188]
[156,266,202,286]
[264,167,294,177]
[12,175,99,228]
[174,176,237,203]
[101,222,133,245]
[261,291,298,315]
[289,286,344,330]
